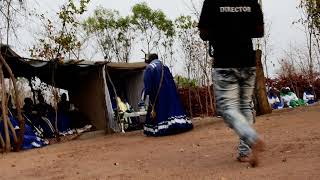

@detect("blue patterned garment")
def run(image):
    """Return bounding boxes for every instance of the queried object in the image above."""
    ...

[143,59,193,136]
[0,113,47,150]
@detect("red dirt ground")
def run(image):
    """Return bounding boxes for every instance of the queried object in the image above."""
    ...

[0,104,320,180]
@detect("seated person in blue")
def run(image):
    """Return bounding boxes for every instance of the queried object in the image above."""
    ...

[56,93,73,133]
[57,94,92,131]
[303,85,316,105]
[143,54,193,136]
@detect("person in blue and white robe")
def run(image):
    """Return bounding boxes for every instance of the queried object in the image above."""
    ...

[143,54,193,136]
[267,87,283,110]
[303,85,316,105]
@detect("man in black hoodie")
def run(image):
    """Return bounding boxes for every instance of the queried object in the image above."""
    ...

[199,0,265,167]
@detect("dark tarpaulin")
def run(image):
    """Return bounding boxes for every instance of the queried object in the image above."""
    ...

[1,45,104,90]
[106,62,146,71]
[1,46,147,131]
[1,45,110,130]
[1,45,147,89]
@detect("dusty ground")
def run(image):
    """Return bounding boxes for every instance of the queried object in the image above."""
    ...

[0,105,320,180]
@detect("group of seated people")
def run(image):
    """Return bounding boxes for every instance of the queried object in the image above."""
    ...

[0,92,92,150]
[267,85,316,110]
[23,93,92,139]
[0,112,49,151]
[0,95,48,150]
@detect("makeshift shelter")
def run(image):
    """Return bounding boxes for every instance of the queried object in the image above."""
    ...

[1,45,146,133]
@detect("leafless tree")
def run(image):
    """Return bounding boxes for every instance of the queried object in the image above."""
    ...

[0,0,26,152]
[296,0,320,83]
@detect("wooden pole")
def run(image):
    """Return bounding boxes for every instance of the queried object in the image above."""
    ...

[0,133,5,151]
[188,87,193,118]
[49,62,61,142]
[0,63,11,152]
[205,88,209,116]
[7,114,18,145]
[0,53,25,151]
[28,77,37,103]
[52,87,61,142]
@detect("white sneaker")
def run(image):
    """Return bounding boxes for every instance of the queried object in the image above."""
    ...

[36,137,42,141]
[31,141,41,148]
[43,139,49,145]
[67,129,74,135]
[76,128,85,134]
[84,125,92,130]
[59,132,67,136]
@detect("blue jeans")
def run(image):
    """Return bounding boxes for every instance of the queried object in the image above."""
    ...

[213,68,258,156]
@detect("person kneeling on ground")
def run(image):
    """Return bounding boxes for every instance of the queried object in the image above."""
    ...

[303,85,316,105]
[268,87,283,110]
[280,87,305,108]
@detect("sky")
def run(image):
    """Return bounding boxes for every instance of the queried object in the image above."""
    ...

[6,0,306,77]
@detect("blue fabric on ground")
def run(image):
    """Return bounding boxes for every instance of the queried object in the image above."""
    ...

[0,113,46,150]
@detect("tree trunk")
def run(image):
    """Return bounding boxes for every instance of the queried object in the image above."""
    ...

[205,88,209,116]
[52,87,61,142]
[207,84,215,116]
[0,134,5,151]
[0,63,11,152]
[254,50,272,115]
[28,78,37,103]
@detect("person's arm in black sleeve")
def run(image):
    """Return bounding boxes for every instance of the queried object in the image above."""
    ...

[252,1,264,38]
[198,0,212,41]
